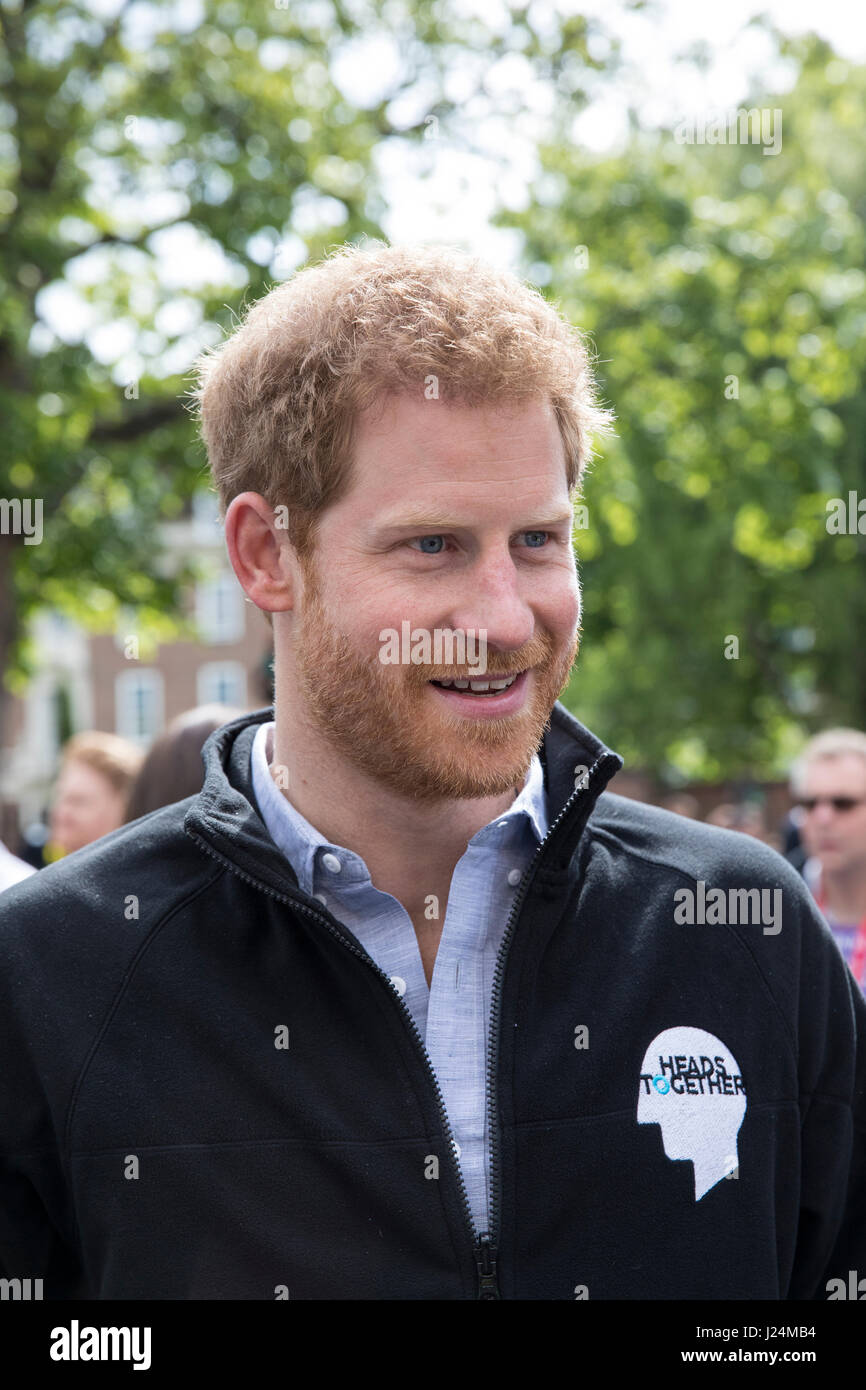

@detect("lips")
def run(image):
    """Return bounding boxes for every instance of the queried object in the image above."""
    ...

[427,667,530,715]
[430,672,521,694]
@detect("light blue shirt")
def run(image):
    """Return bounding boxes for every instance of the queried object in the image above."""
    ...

[250,720,548,1235]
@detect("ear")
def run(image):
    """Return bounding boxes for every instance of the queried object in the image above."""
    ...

[224,493,296,614]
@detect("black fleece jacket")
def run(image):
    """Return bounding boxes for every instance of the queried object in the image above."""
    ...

[0,704,864,1300]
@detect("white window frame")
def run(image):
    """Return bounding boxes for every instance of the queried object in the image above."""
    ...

[115,669,165,745]
[195,569,245,644]
[196,661,247,709]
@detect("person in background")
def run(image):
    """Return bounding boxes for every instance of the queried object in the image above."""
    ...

[124,704,247,821]
[658,792,699,819]
[705,800,776,849]
[47,731,144,860]
[790,728,866,995]
[779,804,806,873]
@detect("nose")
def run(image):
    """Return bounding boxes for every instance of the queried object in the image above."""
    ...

[444,543,577,656]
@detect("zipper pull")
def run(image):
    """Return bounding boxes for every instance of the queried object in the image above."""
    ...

[475,1232,501,1300]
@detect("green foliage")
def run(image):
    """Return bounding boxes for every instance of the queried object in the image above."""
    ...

[0,0,611,699]
[5,1,858,783]
[0,0,405,685]
[506,31,866,779]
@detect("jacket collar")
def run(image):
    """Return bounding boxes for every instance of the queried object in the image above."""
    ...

[184,702,622,893]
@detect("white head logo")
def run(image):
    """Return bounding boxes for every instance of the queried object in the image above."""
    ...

[637,1026,746,1200]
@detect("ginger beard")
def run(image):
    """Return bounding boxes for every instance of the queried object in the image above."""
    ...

[290,548,581,804]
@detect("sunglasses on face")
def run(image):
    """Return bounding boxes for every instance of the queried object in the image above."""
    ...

[799,796,866,813]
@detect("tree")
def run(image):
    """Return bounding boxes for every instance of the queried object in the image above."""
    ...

[0,0,618,742]
[502,29,866,779]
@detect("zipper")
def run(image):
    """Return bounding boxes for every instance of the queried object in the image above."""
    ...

[479,749,618,1296]
[185,825,480,1290]
[475,1231,499,1299]
[186,744,617,1300]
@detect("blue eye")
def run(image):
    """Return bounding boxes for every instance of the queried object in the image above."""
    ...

[411,536,446,553]
[406,531,554,554]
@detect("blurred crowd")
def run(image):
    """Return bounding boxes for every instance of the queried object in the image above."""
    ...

[0,703,243,886]
[656,729,866,991]
[1,713,864,995]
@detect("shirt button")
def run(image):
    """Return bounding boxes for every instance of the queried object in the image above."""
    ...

[314,892,328,905]
[497,821,509,829]
[322,852,342,873]
[507,868,522,886]
[389,975,407,996]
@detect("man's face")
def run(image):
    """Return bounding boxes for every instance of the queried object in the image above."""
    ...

[50,760,127,854]
[798,754,866,876]
[285,394,581,804]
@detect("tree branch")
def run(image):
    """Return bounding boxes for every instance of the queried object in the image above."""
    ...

[89,401,185,442]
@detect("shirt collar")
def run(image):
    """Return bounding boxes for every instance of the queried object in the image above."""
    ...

[250,720,548,897]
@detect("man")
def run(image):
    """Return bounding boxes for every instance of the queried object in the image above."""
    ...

[0,243,863,1299]
[48,730,144,859]
[790,728,866,995]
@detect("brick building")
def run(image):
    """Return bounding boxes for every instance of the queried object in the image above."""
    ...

[0,493,273,848]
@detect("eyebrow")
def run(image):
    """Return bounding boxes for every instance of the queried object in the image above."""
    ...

[374,509,576,534]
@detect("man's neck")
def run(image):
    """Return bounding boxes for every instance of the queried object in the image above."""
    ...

[268,717,524,914]
[821,862,866,923]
